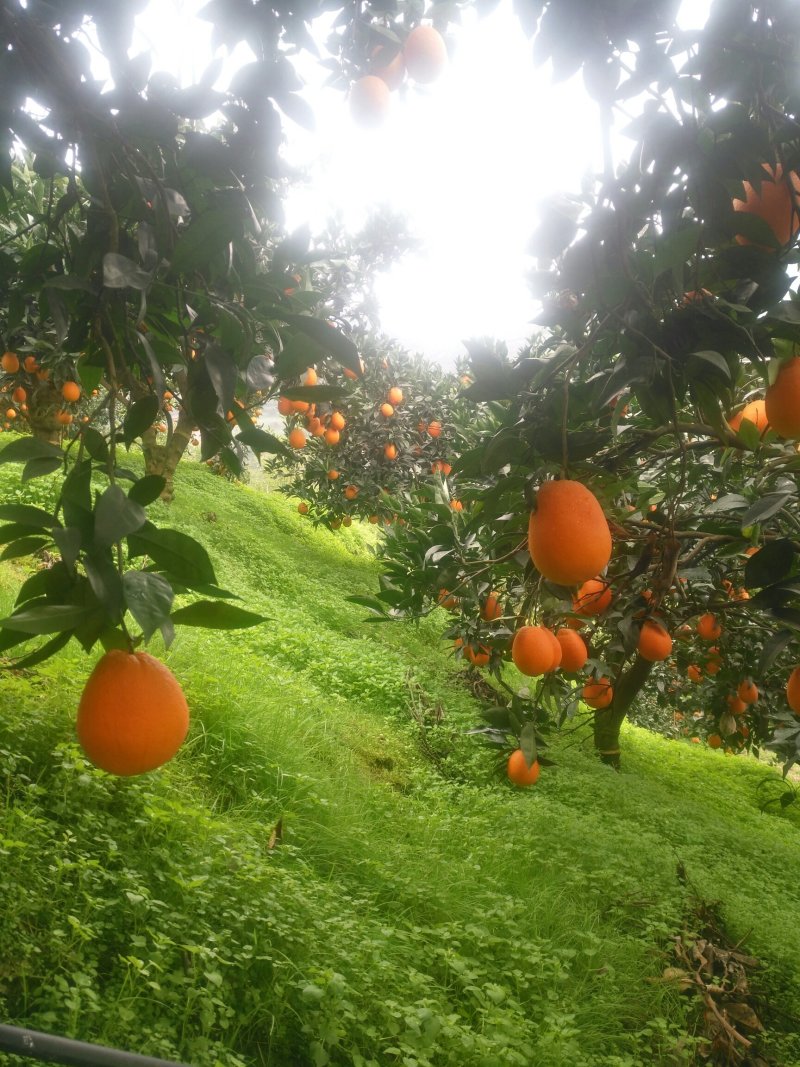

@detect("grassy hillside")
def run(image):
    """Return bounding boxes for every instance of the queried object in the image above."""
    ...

[1,450,799,1066]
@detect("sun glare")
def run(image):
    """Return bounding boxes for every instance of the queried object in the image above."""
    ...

[133,0,709,363]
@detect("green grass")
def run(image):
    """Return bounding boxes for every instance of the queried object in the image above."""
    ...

[1,449,800,1065]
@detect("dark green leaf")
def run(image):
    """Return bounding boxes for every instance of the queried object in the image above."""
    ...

[129,475,166,507]
[0,437,61,469]
[52,527,83,570]
[123,395,159,445]
[127,524,217,587]
[22,456,63,482]
[0,504,61,528]
[81,426,109,462]
[0,536,48,561]
[170,202,244,273]
[123,571,175,641]
[103,252,153,290]
[170,600,267,629]
[519,722,537,767]
[280,385,350,402]
[7,631,72,670]
[93,485,147,549]
[0,604,94,635]
[237,425,291,457]
[741,493,794,528]
[745,540,796,589]
[758,628,794,675]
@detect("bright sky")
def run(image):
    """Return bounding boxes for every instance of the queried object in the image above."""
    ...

[131,0,710,364]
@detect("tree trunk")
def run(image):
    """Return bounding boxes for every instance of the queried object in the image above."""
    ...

[26,380,62,445]
[141,405,195,502]
[593,654,654,769]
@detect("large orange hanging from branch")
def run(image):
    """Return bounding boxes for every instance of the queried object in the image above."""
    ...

[528,480,612,586]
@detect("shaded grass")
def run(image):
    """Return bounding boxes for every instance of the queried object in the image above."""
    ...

[0,452,799,1065]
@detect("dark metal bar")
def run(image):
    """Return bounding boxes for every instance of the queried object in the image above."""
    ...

[0,1025,192,1067]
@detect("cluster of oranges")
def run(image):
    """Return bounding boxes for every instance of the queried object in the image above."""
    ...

[726,356,800,440]
[350,25,448,128]
[1,350,84,430]
[280,368,346,449]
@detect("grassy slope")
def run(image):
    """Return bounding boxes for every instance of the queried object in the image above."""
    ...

[1,454,799,1066]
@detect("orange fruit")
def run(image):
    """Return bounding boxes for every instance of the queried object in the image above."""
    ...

[56,410,73,425]
[512,626,558,676]
[727,693,747,715]
[330,411,346,431]
[506,749,540,787]
[349,75,391,127]
[1,351,19,374]
[555,628,588,672]
[310,419,324,437]
[427,420,442,437]
[465,644,490,667]
[733,164,800,247]
[277,396,293,416]
[61,381,81,403]
[76,650,190,776]
[370,44,405,90]
[327,469,340,480]
[787,666,800,713]
[573,577,612,616]
[298,502,309,514]
[528,480,612,587]
[403,24,448,83]
[387,386,403,407]
[290,400,310,414]
[438,589,459,610]
[737,679,758,704]
[6,408,17,420]
[324,428,340,446]
[697,613,722,640]
[637,620,673,662]
[302,367,318,386]
[450,499,463,511]
[342,516,352,527]
[687,664,702,683]
[582,676,613,709]
[705,660,721,676]
[480,592,503,621]
[23,355,38,373]
[380,403,394,418]
[344,485,359,500]
[728,398,769,434]
[288,427,307,448]
[369,514,379,524]
[384,443,398,460]
[11,386,26,404]
[707,733,723,749]
[765,355,800,438]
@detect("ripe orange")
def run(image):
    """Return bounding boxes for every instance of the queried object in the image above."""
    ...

[344,485,359,500]
[302,367,318,386]
[327,469,340,480]
[555,628,588,672]
[438,589,459,610]
[733,164,800,247]
[369,514,379,524]
[765,356,800,438]
[707,733,723,750]
[324,428,340,445]
[737,679,758,704]
[427,420,442,437]
[310,418,324,436]
[687,664,702,683]
[512,625,558,676]
[61,381,81,403]
[637,620,673,662]
[465,644,490,667]
[480,592,503,621]
[727,693,747,716]
[1,351,20,374]
[582,676,613,709]
[288,427,307,448]
[290,400,310,414]
[298,502,309,514]
[697,613,722,640]
[705,660,721,676]
[573,577,612,616]
[277,396,293,416]
[384,443,398,460]
[403,24,448,83]
[56,410,73,425]
[11,386,26,404]
[380,403,394,418]
[787,666,800,713]
[450,499,463,511]
[728,399,769,434]
[76,650,190,776]
[528,480,612,587]
[506,749,540,787]
[387,386,403,407]
[370,44,405,90]
[330,411,346,431]
[349,75,391,127]
[6,408,17,420]
[23,355,38,373]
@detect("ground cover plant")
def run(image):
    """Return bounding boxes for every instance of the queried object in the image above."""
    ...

[2,452,800,1065]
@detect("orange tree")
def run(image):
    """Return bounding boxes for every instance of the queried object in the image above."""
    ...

[341,1,800,777]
